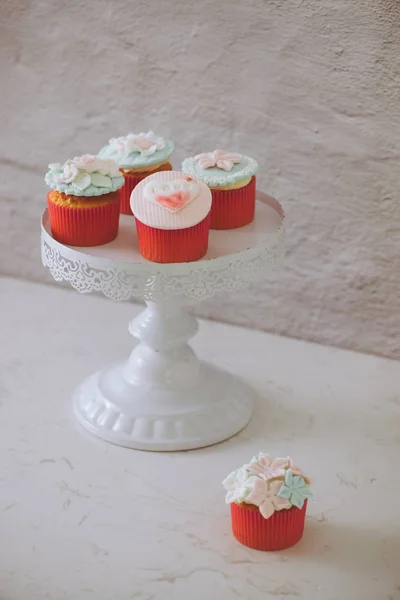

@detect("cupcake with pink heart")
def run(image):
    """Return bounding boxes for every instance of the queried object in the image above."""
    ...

[99,131,174,215]
[182,149,258,230]
[130,171,212,263]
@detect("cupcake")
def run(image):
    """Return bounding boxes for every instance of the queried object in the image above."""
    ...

[130,170,211,263]
[99,131,175,215]
[45,154,124,247]
[223,453,312,551]
[182,149,258,230]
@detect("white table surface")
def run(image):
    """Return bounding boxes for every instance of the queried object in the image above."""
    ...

[1,277,399,600]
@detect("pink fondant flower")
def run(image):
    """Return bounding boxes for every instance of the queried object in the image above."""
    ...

[72,155,99,172]
[195,149,241,171]
[71,155,120,177]
[78,154,97,164]
[133,136,155,151]
[246,478,291,519]
[55,162,78,184]
[248,454,288,481]
[109,131,165,157]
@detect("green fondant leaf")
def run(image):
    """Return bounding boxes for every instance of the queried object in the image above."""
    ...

[285,470,294,486]
[302,487,313,499]
[277,485,291,499]
[290,492,304,509]
[91,173,112,188]
[293,475,306,488]
[73,172,91,190]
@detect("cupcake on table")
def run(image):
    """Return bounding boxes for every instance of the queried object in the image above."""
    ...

[182,149,258,229]
[130,171,211,264]
[223,452,312,551]
[45,154,124,247]
[98,131,175,215]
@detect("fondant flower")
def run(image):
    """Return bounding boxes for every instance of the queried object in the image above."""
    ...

[223,467,254,504]
[55,162,78,184]
[133,136,156,151]
[248,453,288,481]
[195,149,241,171]
[76,153,97,165]
[287,457,312,484]
[71,155,120,177]
[277,470,313,509]
[246,478,291,519]
[109,131,166,158]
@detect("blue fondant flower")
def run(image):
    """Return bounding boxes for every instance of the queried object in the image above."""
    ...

[277,470,313,509]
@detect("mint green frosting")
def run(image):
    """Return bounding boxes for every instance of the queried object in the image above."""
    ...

[98,131,174,170]
[182,153,258,187]
[45,155,124,197]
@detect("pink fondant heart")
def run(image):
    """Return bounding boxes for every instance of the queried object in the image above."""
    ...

[144,177,200,213]
[154,190,191,211]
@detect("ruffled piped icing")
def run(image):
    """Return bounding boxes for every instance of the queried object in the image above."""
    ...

[182,149,258,187]
[98,131,174,169]
[222,453,312,520]
[45,155,124,197]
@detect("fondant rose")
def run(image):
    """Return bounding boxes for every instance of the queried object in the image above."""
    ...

[132,136,155,151]
[71,155,120,177]
[109,131,166,158]
[55,162,78,184]
[45,155,124,196]
[195,149,241,171]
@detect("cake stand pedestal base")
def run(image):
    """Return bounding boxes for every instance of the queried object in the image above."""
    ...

[73,300,253,451]
[42,193,284,451]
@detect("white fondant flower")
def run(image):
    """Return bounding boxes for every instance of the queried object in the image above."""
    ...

[223,467,254,504]
[195,149,241,171]
[55,162,78,184]
[246,478,291,519]
[109,131,166,158]
[71,155,120,178]
[73,153,97,167]
[248,453,288,481]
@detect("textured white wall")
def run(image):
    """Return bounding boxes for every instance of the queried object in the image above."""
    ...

[1,0,399,359]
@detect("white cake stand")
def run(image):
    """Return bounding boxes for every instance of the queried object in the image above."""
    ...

[41,192,284,451]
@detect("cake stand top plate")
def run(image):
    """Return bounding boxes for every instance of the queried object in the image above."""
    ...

[41,191,284,301]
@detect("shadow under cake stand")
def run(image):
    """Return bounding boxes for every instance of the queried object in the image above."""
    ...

[41,191,285,451]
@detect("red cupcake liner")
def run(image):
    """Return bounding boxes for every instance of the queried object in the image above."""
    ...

[210,176,256,230]
[47,191,120,247]
[120,164,173,215]
[135,213,211,263]
[230,500,307,551]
